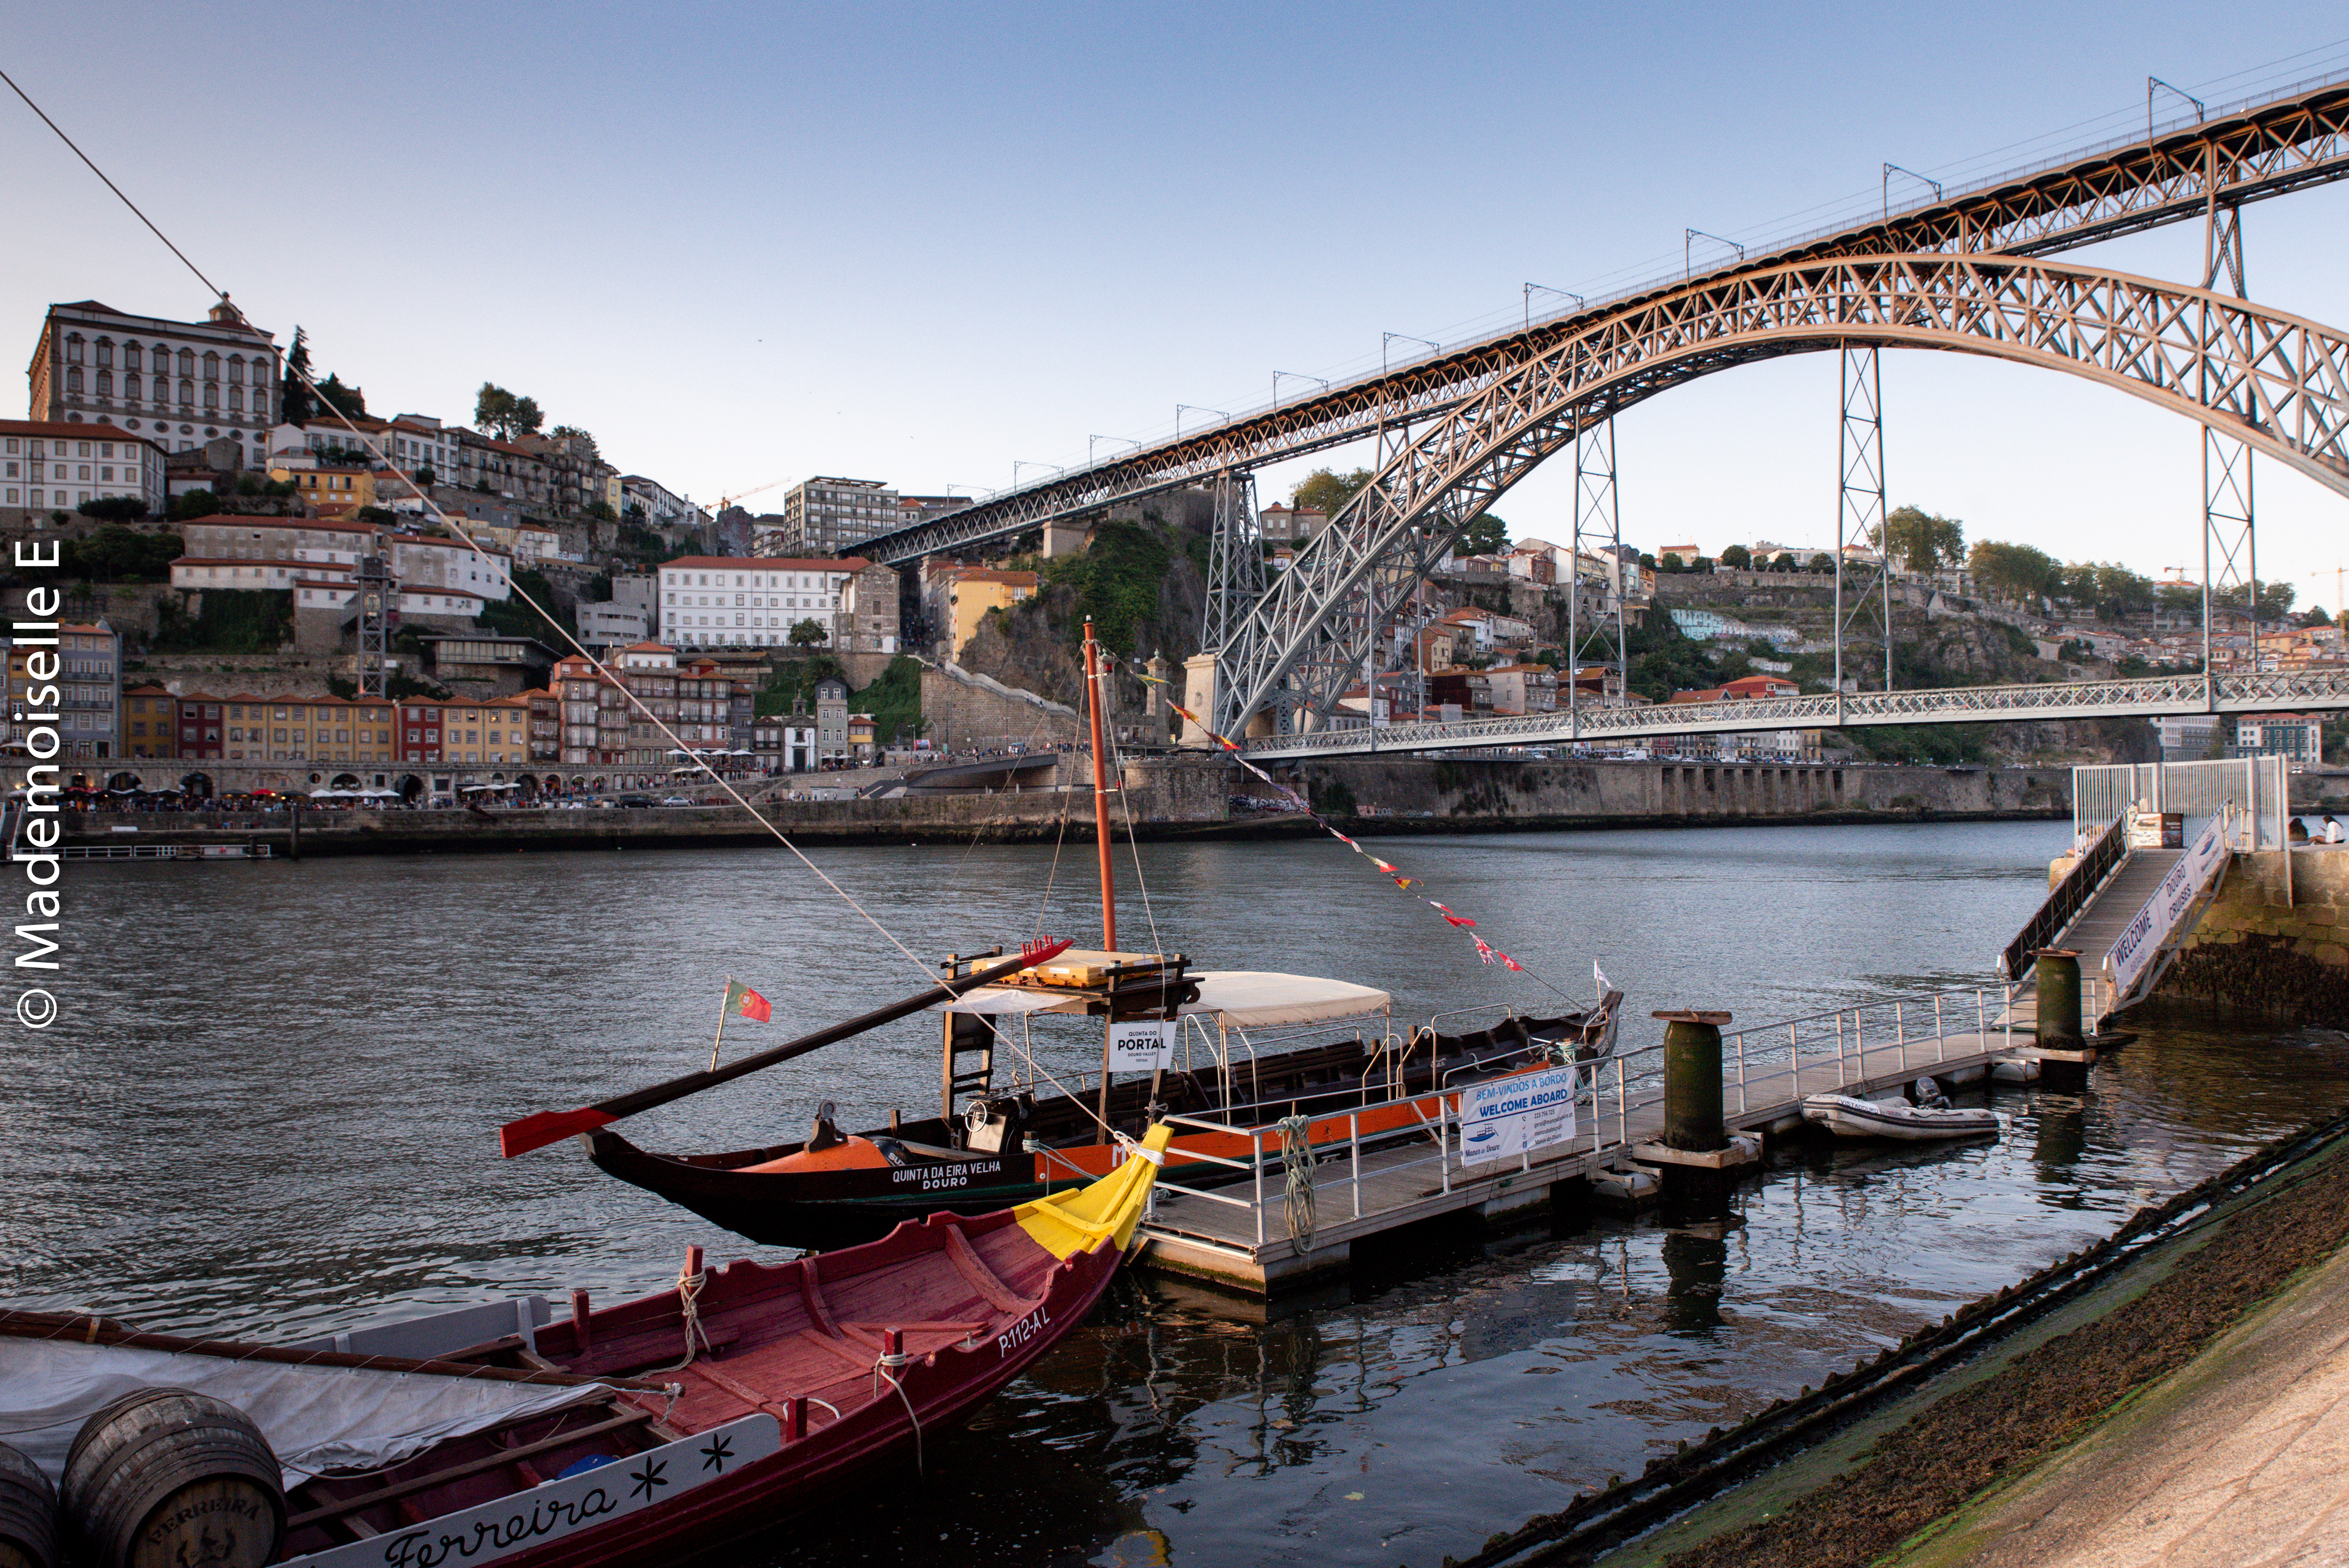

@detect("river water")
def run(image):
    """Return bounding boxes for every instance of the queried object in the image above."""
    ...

[24,821,2349,1566]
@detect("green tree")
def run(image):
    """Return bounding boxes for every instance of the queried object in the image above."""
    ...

[1659,552,1685,573]
[474,383,545,441]
[314,373,366,419]
[789,618,830,648]
[1455,512,1508,556]
[1968,539,2062,602]
[1719,544,1752,569]
[2214,581,2296,624]
[2157,582,2202,625]
[2307,604,2335,626]
[1771,551,1798,572]
[2090,563,2155,620]
[281,326,317,426]
[1879,506,1965,573]
[62,524,179,580]
[549,424,598,455]
[75,495,149,523]
[173,488,222,521]
[1292,467,1373,515]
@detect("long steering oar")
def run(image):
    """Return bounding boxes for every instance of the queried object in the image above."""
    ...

[500,939,1073,1158]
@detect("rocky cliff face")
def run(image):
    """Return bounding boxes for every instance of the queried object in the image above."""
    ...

[958,516,1208,721]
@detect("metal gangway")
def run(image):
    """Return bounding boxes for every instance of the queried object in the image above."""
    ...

[1999,757,2288,1025]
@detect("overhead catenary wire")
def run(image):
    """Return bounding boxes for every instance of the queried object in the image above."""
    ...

[0,66,954,994]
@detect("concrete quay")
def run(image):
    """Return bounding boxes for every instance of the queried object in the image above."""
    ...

[63,756,2069,858]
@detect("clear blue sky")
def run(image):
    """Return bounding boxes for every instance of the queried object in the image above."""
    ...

[7,4,2347,605]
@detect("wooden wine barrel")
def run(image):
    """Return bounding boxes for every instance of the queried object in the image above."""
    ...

[0,1441,58,1568]
[61,1388,283,1568]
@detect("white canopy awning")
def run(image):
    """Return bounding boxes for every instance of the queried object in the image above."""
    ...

[935,971,1389,1028]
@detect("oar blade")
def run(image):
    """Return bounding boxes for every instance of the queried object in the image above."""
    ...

[500,1106,616,1159]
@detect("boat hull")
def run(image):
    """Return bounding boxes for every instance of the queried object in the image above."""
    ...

[585,1131,1083,1250]
[1802,1093,2001,1142]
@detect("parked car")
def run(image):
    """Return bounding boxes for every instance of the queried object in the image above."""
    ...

[616,795,657,808]
[661,796,694,807]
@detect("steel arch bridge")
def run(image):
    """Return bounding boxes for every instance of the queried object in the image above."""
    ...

[1218,253,2349,731]
[849,77,2349,567]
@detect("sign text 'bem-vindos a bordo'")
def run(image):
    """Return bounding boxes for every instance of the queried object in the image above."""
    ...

[1459,1065,1577,1167]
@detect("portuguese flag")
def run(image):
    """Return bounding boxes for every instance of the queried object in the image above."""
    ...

[722,979,772,1023]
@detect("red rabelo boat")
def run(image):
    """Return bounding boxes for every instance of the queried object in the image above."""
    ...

[0,1130,1169,1568]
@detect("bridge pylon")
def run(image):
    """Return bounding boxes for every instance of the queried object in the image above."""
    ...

[2200,195,2257,703]
[1568,415,1628,739]
[1835,344,1894,704]
[1202,470,1266,739]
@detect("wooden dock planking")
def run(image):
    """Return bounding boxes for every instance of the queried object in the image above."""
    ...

[1132,1029,2036,1294]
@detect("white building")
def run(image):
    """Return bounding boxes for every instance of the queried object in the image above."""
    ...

[619,475,709,534]
[762,478,895,557]
[31,297,280,463]
[388,534,512,602]
[579,601,651,649]
[1,421,168,513]
[180,515,378,569]
[658,555,869,649]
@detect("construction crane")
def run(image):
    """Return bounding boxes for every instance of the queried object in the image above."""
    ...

[713,478,791,517]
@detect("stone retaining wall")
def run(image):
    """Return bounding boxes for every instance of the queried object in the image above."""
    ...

[2153,850,2349,1025]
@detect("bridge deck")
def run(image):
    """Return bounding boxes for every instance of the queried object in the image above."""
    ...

[1135,1028,2029,1295]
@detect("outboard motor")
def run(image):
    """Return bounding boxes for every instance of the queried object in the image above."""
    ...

[1911,1076,1951,1109]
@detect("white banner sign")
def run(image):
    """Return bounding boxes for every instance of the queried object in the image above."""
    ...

[2108,814,2230,998]
[1459,1066,1578,1167]
[1107,1018,1175,1071]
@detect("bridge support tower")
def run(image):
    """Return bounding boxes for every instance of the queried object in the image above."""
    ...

[1835,344,1894,706]
[1567,416,1628,739]
[2201,196,2257,704]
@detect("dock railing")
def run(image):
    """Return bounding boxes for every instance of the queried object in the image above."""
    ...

[1139,981,2039,1250]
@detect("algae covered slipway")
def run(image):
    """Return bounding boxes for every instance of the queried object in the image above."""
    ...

[1485,1103,2349,1568]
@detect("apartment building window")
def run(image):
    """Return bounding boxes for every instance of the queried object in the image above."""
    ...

[203,352,219,381]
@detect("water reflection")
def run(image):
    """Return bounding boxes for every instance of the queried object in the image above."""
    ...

[28,827,2349,1567]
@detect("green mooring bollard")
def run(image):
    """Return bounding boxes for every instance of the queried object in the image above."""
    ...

[2034,949,2084,1047]
[1656,1010,1732,1152]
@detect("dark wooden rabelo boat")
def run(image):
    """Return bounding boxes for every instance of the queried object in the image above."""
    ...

[0,1130,1168,1568]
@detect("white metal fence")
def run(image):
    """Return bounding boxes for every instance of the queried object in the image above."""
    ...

[1139,982,2042,1251]
[2074,756,2287,849]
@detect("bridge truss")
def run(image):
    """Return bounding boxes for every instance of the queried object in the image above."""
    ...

[1239,669,2349,761]
[850,76,2349,570]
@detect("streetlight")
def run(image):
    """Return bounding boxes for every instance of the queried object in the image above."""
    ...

[1089,434,1143,466]
[1880,163,1943,220]
[1684,229,1745,281]
[1523,283,1583,329]
[1272,371,1329,408]
[1382,333,1439,375]
[1175,404,1230,437]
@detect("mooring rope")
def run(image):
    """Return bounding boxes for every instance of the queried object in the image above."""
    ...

[1277,1113,1317,1258]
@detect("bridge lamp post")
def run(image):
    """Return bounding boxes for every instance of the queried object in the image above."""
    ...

[1684,230,1745,281]
[2148,75,2206,140]
[1524,283,1583,330]
[1381,333,1439,376]
[1272,371,1329,409]
[1881,164,1943,221]
[1175,405,1230,438]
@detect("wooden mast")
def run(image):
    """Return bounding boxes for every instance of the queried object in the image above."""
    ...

[1084,619,1117,951]
[1086,619,1121,1136]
